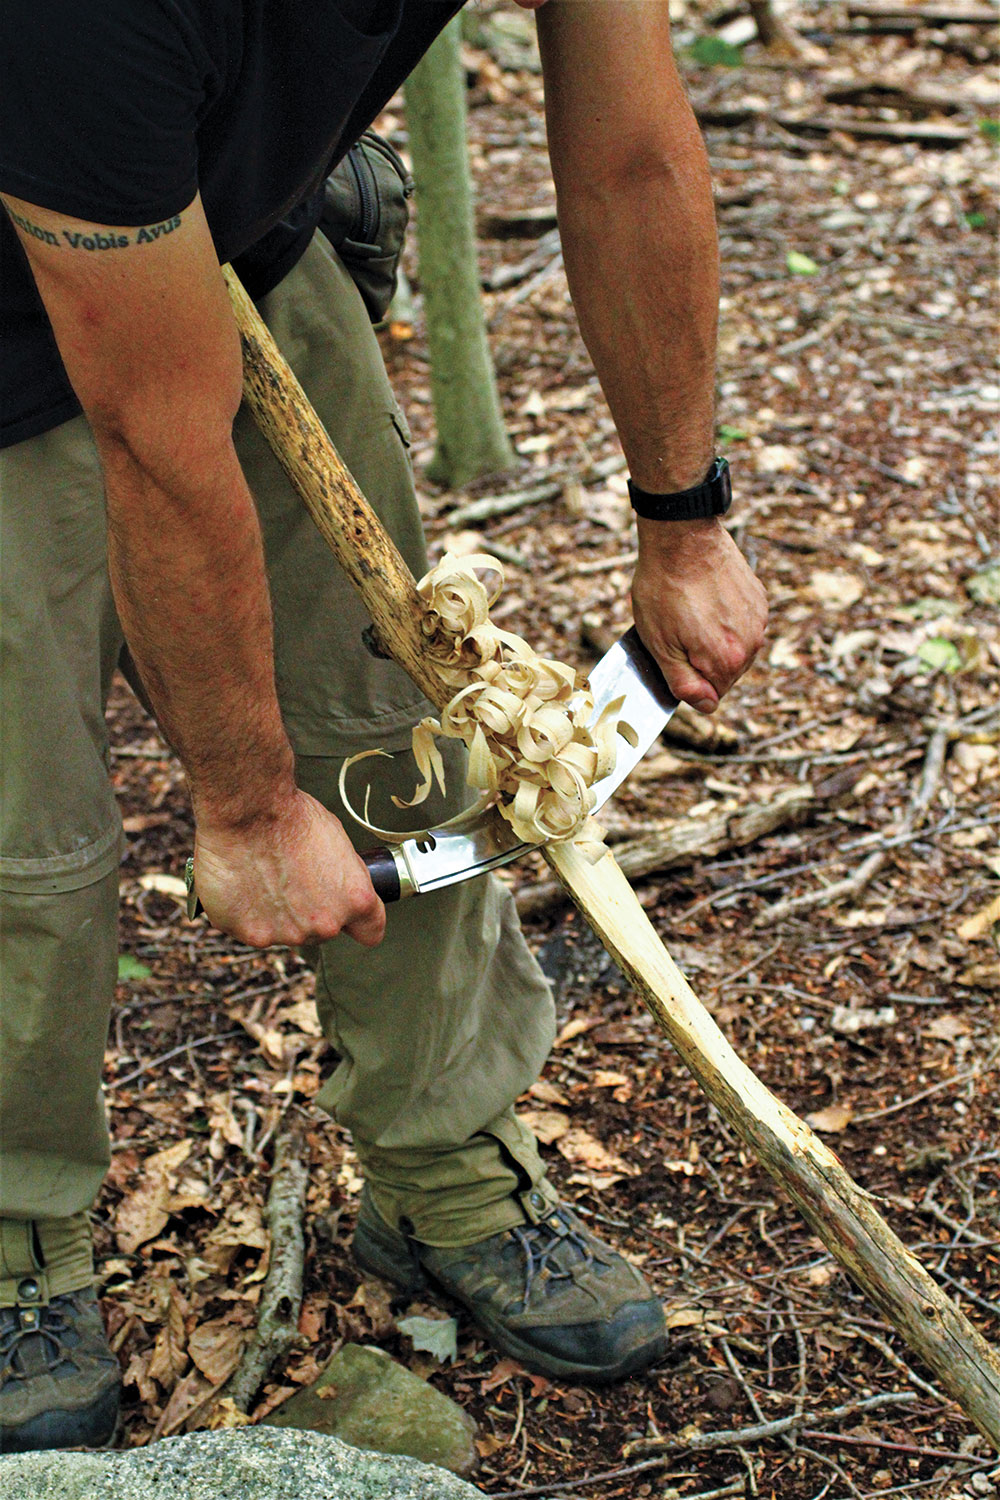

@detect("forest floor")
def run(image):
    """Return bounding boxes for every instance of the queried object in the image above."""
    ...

[100,3,999,1496]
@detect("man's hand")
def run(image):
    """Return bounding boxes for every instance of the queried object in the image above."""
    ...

[193,790,386,949]
[632,517,767,715]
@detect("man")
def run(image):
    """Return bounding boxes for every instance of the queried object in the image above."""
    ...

[0,0,766,1452]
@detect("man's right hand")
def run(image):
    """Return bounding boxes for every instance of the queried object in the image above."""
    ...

[192,789,386,950]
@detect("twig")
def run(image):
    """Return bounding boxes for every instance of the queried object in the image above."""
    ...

[851,1040,1000,1124]
[487,1466,745,1499]
[623,1391,918,1457]
[801,1430,989,1461]
[109,1030,244,1090]
[850,1326,950,1407]
[754,727,950,928]
[222,1126,308,1411]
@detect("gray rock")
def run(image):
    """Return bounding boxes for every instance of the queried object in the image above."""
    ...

[0,1426,485,1499]
[266,1343,477,1477]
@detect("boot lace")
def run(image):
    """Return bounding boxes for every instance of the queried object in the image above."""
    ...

[510,1209,597,1307]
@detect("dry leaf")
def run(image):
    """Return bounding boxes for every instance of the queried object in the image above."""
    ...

[566,1170,629,1190]
[206,1396,252,1430]
[809,570,865,609]
[925,1014,972,1043]
[591,1069,629,1088]
[115,1139,193,1254]
[663,1305,707,1330]
[769,635,803,669]
[527,1079,568,1106]
[957,894,1000,942]
[187,1318,246,1385]
[755,443,802,474]
[475,1433,507,1459]
[147,1289,189,1389]
[806,1103,854,1133]
[277,998,324,1037]
[955,960,1000,989]
[123,1350,158,1405]
[480,1356,526,1392]
[556,1127,638,1176]
[519,1107,571,1145]
[553,1016,601,1048]
[154,1369,214,1438]
[138,872,189,900]
[348,1280,396,1339]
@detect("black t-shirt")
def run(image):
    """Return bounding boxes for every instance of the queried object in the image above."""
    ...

[0,0,461,448]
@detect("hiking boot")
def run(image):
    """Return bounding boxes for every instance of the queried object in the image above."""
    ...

[0,1286,121,1453]
[353,1186,668,1383]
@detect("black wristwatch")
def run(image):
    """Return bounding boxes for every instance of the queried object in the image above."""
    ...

[627,457,732,522]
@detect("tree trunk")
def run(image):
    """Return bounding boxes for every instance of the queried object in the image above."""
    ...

[404,17,515,487]
[221,268,1000,1450]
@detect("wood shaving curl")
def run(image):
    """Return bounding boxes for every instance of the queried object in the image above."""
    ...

[341,553,627,855]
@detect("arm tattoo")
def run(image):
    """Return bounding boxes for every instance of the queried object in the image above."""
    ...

[6,206,183,249]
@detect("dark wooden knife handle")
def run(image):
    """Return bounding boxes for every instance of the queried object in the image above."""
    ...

[360,846,402,903]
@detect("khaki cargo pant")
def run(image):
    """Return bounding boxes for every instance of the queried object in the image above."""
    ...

[0,236,557,1305]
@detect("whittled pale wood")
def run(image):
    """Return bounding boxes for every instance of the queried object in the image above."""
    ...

[223,266,1000,1448]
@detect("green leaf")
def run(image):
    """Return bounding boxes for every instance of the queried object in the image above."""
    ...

[964,212,987,229]
[688,36,743,67]
[897,597,964,620]
[117,954,151,982]
[397,1314,459,1364]
[917,637,962,674]
[786,250,819,276]
[717,424,748,445]
[966,563,1000,606]
[978,119,1000,143]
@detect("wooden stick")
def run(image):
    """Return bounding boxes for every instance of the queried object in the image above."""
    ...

[224,1127,308,1412]
[221,267,1000,1448]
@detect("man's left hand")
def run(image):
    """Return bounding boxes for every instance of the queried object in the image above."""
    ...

[632,517,767,715]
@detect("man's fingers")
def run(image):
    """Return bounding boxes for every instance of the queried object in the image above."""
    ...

[345,902,387,948]
[661,658,719,715]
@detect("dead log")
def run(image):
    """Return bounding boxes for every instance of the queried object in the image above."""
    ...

[222,268,1000,1448]
[847,1,999,24]
[774,113,971,147]
[517,785,814,920]
[823,79,962,114]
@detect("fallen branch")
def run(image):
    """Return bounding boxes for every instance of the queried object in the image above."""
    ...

[517,785,814,920]
[223,267,1000,1449]
[223,1127,308,1412]
[846,1,999,25]
[624,1390,918,1457]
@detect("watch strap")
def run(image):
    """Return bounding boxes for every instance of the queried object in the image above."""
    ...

[628,457,732,521]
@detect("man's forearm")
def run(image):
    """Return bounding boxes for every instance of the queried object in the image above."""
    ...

[538,1,719,492]
[555,138,718,492]
[99,427,295,830]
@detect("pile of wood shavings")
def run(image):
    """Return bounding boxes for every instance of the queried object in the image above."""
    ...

[342,552,628,850]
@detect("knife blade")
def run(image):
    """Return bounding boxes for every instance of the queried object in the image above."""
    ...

[367,626,677,900]
[185,626,676,916]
